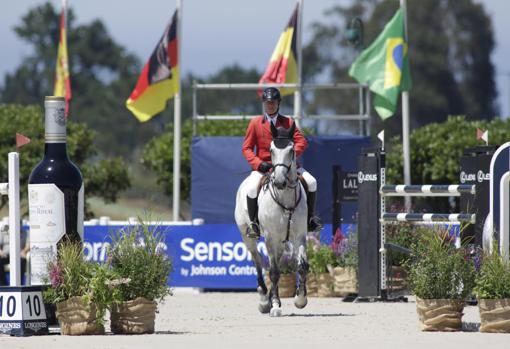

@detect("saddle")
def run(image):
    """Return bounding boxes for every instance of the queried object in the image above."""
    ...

[257,174,308,196]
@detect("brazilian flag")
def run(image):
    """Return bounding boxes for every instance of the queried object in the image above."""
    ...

[349,9,411,120]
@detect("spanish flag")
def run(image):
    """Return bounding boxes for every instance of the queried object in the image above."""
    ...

[259,4,298,96]
[127,11,179,122]
[54,4,71,116]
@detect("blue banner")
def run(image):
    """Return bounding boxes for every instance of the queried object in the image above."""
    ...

[83,223,348,289]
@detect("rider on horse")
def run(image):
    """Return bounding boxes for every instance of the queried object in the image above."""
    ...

[242,87,323,239]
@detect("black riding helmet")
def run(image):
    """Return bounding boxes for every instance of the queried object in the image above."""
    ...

[262,87,282,102]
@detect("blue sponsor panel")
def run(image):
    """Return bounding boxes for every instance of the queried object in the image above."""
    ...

[83,223,347,289]
[191,136,371,225]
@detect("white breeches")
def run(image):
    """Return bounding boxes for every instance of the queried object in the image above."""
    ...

[246,168,317,199]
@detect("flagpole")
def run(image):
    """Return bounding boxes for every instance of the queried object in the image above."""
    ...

[62,0,67,26]
[173,0,182,221]
[293,0,303,127]
[400,0,411,209]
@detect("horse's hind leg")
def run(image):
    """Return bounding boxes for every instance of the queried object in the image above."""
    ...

[242,234,270,313]
[294,242,309,309]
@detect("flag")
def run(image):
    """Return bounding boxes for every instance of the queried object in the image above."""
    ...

[54,3,72,116]
[258,4,298,96]
[349,9,411,119]
[16,133,31,149]
[377,130,385,148]
[126,11,179,122]
[476,128,488,144]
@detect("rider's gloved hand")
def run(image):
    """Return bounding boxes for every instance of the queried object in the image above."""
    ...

[258,162,273,173]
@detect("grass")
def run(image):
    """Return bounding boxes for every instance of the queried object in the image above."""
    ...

[0,195,191,222]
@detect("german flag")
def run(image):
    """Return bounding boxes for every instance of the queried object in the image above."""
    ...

[127,10,179,122]
[259,4,298,96]
[54,5,71,116]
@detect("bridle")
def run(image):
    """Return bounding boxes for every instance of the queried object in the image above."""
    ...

[265,145,302,242]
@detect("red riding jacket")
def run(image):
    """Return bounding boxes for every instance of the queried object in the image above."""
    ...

[242,114,308,171]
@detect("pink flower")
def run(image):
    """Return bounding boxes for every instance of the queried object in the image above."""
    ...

[49,261,63,288]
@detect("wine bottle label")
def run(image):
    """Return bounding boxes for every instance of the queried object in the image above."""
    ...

[78,184,84,240]
[44,98,66,143]
[28,184,66,285]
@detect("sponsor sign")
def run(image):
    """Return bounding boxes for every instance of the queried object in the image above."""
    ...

[84,224,343,289]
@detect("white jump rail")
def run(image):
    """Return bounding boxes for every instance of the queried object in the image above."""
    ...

[2,152,21,286]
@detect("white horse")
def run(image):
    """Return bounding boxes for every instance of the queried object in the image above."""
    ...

[234,122,309,317]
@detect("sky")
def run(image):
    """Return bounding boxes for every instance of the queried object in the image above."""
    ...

[1,0,509,116]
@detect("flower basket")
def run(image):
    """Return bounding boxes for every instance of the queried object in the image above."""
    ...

[264,273,296,298]
[316,273,334,297]
[332,266,358,297]
[478,299,510,333]
[306,274,318,297]
[56,296,104,335]
[110,297,158,334]
[416,298,464,332]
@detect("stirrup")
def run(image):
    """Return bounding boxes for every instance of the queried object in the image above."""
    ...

[246,222,260,239]
[308,216,323,233]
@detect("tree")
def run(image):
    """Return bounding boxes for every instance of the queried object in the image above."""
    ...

[141,119,249,202]
[0,104,130,217]
[386,115,510,185]
[304,0,498,138]
[0,2,159,157]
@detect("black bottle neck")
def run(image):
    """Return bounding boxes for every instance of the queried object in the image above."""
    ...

[44,142,69,160]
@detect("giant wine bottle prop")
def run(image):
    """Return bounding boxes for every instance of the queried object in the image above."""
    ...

[28,96,84,285]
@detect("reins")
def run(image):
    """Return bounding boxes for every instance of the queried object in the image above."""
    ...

[265,162,302,243]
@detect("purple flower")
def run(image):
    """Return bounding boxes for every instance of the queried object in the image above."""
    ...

[306,233,321,251]
[49,261,63,288]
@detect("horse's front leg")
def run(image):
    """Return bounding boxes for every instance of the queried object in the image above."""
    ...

[294,240,308,309]
[268,248,282,317]
[242,234,270,313]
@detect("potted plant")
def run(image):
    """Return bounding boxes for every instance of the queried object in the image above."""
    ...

[330,228,358,297]
[473,245,510,333]
[306,233,335,297]
[43,240,120,335]
[406,226,475,331]
[108,220,172,334]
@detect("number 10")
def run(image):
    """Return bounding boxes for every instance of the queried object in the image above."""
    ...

[0,295,17,317]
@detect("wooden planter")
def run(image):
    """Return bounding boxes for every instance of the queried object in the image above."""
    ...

[56,296,104,335]
[264,273,296,298]
[416,297,464,331]
[306,274,318,297]
[332,267,358,297]
[478,298,510,333]
[110,297,157,334]
[306,273,334,297]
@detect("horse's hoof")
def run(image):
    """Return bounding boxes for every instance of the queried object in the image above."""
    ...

[259,302,271,314]
[294,295,308,309]
[270,306,282,317]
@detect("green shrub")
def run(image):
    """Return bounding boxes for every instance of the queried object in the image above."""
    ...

[43,240,121,325]
[307,233,337,274]
[108,221,173,302]
[474,248,510,299]
[406,226,475,300]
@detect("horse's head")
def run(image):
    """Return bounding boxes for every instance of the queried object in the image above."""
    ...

[270,122,297,190]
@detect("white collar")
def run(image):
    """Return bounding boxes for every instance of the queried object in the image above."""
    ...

[265,113,280,124]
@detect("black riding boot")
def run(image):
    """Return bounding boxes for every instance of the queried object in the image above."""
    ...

[246,196,260,239]
[307,191,323,232]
